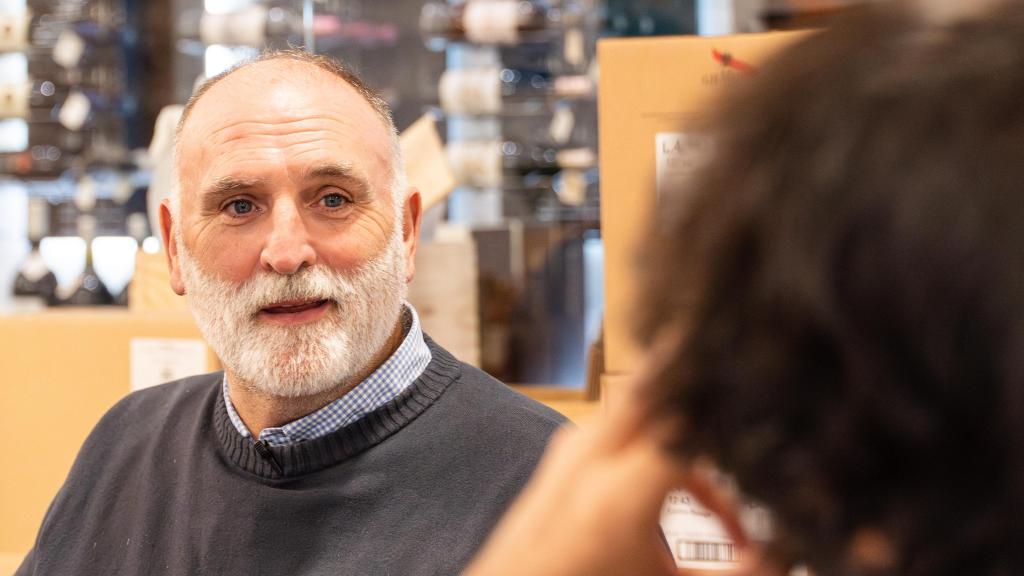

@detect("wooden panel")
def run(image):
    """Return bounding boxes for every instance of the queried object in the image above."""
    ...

[128,250,187,312]
[512,384,588,403]
[0,309,216,554]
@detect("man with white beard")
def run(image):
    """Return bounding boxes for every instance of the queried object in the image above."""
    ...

[16,52,565,576]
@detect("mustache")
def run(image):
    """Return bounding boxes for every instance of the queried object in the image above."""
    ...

[232,267,353,313]
[176,228,406,320]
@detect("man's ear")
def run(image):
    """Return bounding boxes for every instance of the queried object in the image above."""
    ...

[401,187,423,284]
[159,199,186,295]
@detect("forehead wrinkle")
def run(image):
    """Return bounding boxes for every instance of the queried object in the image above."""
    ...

[196,80,386,140]
[200,115,388,162]
[179,66,396,202]
[207,117,342,141]
[208,132,340,155]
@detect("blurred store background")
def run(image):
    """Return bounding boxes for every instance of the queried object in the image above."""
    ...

[0,0,873,568]
[0,0,859,389]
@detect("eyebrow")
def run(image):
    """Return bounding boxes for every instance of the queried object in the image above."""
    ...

[199,176,267,212]
[196,162,376,212]
[303,162,373,201]
[305,162,358,180]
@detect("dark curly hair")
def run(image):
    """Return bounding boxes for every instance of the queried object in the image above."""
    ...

[637,3,1024,575]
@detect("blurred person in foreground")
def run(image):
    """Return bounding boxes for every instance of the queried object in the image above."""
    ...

[17,52,564,575]
[466,2,1024,575]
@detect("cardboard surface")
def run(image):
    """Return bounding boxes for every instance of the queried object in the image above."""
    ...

[598,32,807,376]
[399,113,457,211]
[0,309,217,555]
[408,228,481,367]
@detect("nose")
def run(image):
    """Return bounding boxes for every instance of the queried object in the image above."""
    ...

[259,199,317,275]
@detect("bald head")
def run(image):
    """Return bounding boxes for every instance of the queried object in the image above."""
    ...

[177,50,395,140]
[172,52,405,217]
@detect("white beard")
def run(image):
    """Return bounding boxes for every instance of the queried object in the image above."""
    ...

[176,230,408,398]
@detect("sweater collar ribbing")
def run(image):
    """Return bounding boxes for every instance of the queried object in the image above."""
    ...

[213,337,462,480]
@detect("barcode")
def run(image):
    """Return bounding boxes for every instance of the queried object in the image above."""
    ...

[676,540,740,563]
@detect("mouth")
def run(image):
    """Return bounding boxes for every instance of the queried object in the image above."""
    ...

[258,298,332,325]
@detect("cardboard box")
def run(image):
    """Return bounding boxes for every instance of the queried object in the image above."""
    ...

[598,33,809,572]
[0,309,218,555]
[408,227,481,367]
[598,31,807,378]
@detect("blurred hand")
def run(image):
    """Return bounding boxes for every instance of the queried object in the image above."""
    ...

[463,380,759,576]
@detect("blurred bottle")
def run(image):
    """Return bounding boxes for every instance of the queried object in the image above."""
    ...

[502,140,596,174]
[62,214,114,306]
[177,5,299,48]
[0,79,122,132]
[47,30,124,74]
[12,196,58,308]
[24,50,126,115]
[176,5,386,50]
[0,118,95,177]
[0,10,32,52]
[439,67,593,116]
[1,9,125,57]
[420,0,572,47]
[447,139,596,188]
[0,81,33,122]
[0,141,76,179]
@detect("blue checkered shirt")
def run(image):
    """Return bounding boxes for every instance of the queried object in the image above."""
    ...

[223,303,433,446]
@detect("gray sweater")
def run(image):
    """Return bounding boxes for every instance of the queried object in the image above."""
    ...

[17,338,565,575]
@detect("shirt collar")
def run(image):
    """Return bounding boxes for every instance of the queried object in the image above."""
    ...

[222,302,432,445]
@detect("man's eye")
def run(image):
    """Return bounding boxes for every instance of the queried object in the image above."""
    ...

[228,199,254,215]
[322,193,347,208]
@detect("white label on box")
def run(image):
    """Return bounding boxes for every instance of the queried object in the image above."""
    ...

[661,488,774,570]
[130,338,208,392]
[661,489,738,569]
[656,132,713,202]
